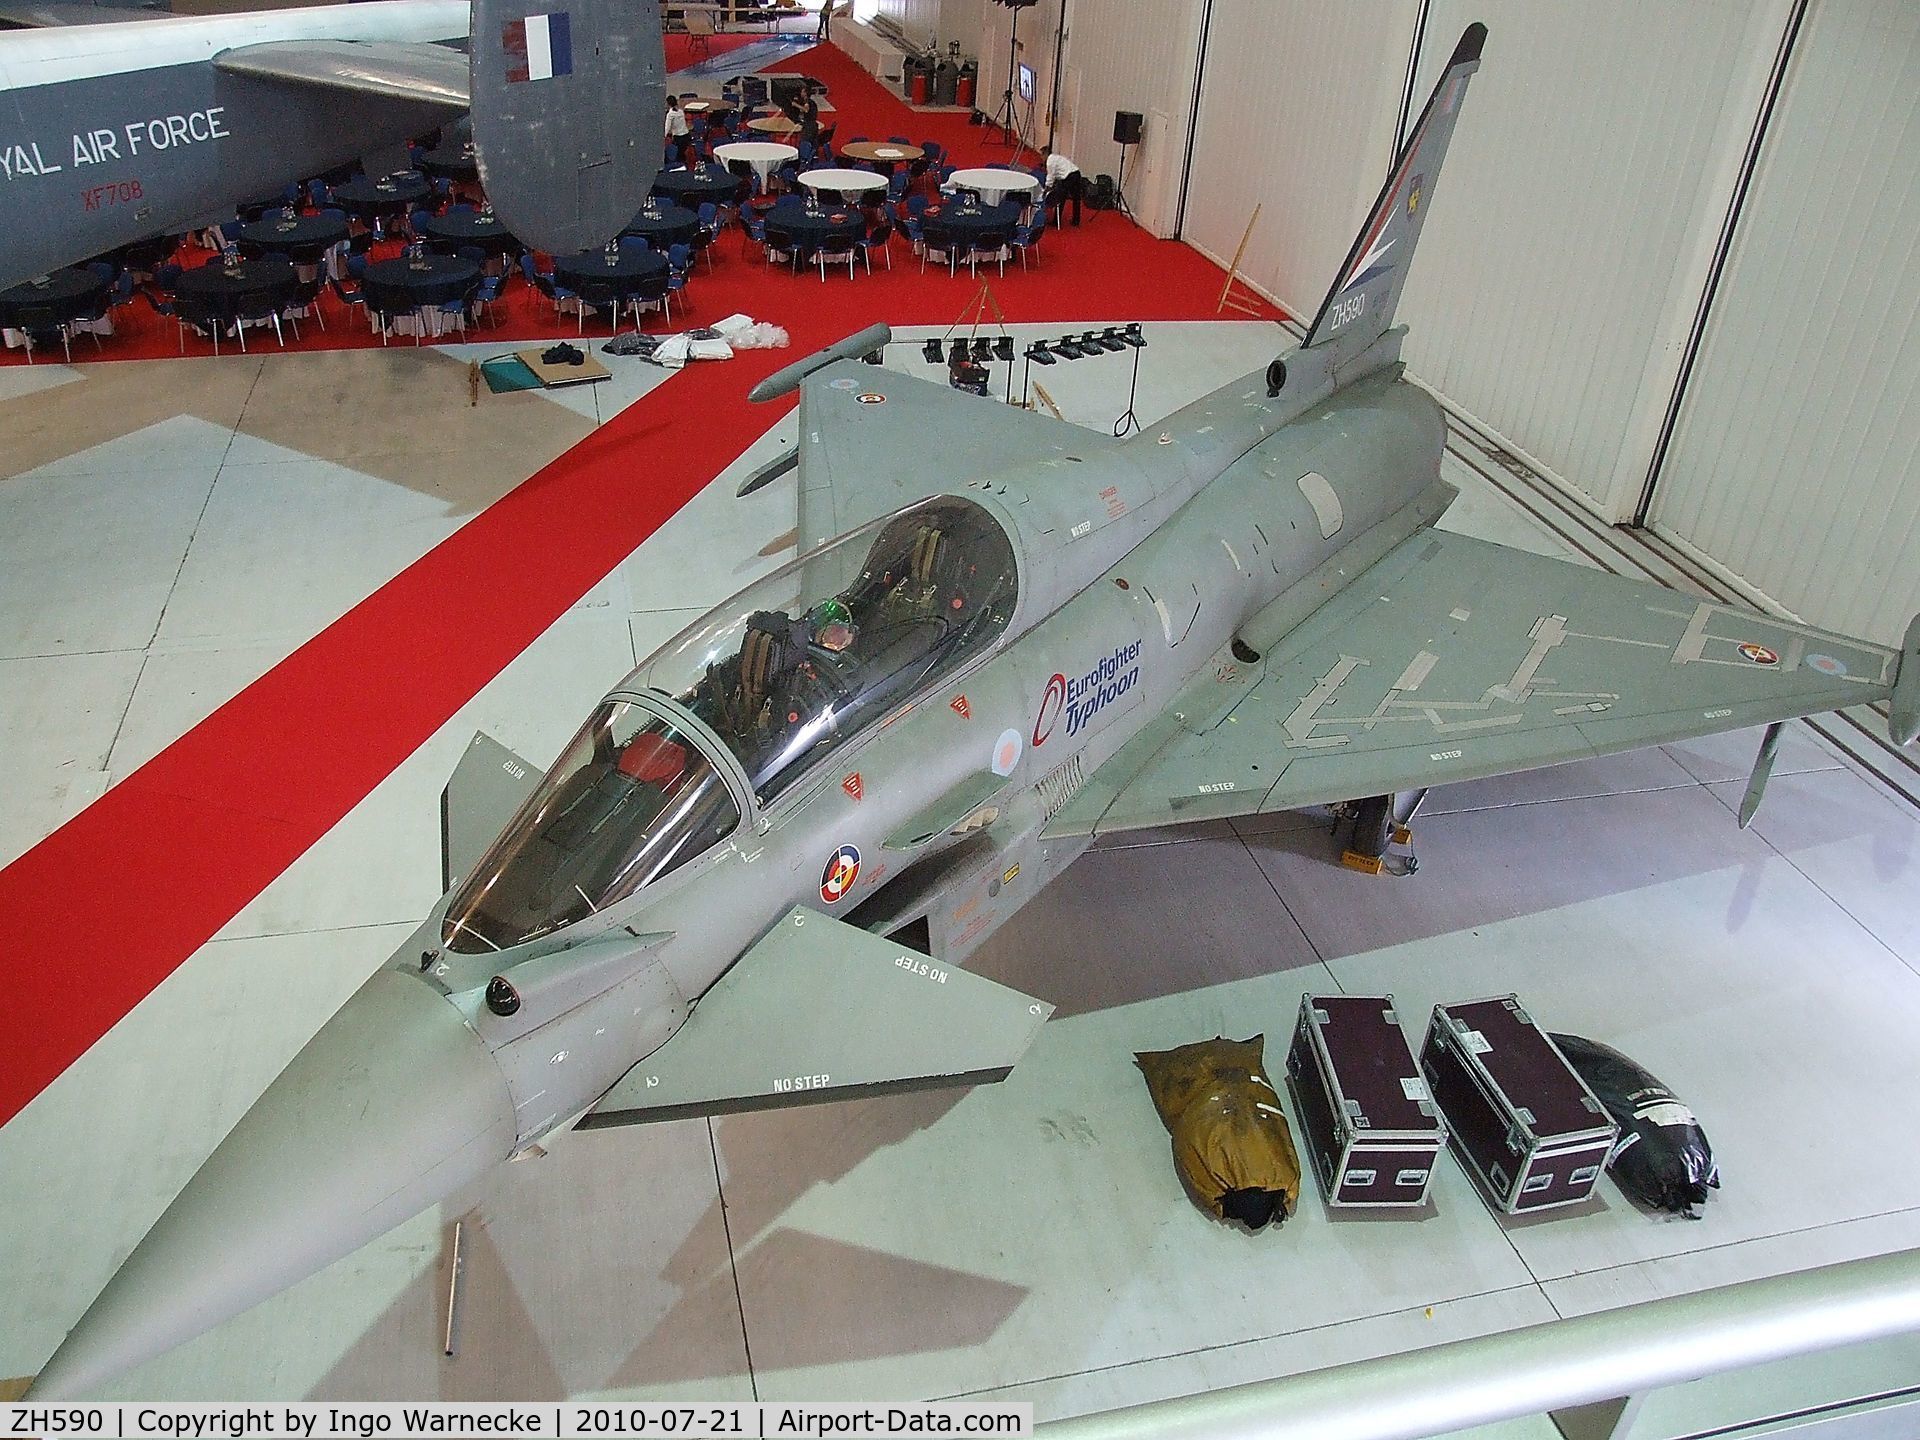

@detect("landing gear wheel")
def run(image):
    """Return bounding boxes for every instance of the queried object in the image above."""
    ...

[1350,795,1393,860]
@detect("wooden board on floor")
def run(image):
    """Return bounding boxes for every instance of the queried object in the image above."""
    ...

[516,347,611,388]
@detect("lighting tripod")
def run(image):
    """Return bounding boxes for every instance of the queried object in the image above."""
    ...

[1112,139,1138,221]
[987,4,1036,165]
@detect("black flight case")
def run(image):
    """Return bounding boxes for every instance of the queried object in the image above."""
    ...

[1285,993,1445,1208]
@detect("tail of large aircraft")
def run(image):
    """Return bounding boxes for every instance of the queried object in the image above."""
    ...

[1301,22,1486,363]
[469,0,665,255]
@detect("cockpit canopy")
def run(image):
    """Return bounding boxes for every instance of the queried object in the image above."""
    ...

[438,496,1018,956]
[441,700,739,953]
[635,496,1019,802]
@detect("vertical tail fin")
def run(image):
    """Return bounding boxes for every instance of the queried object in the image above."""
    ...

[1302,22,1486,358]
[470,0,666,255]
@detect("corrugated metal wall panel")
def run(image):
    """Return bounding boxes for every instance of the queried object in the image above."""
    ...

[1395,0,1772,520]
[1651,0,1920,646]
[1182,0,1413,322]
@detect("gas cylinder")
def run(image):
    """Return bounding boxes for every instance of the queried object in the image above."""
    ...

[955,60,977,109]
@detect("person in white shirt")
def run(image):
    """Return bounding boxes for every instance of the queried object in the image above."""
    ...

[664,94,692,166]
[1042,146,1084,226]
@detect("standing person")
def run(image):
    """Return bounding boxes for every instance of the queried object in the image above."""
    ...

[815,0,833,41]
[780,87,822,148]
[1043,145,1084,226]
[664,94,692,167]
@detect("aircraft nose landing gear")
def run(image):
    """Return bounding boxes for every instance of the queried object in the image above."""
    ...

[1337,791,1426,876]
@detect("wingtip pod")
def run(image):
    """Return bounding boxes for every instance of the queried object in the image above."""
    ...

[1891,612,1920,747]
[747,323,893,402]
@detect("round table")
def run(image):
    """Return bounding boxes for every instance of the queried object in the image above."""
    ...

[174,257,297,307]
[236,215,349,261]
[839,140,923,167]
[420,144,479,182]
[921,200,1022,262]
[0,267,111,329]
[423,211,521,258]
[948,167,1042,207]
[622,204,701,249]
[363,255,480,306]
[747,114,803,137]
[651,163,740,207]
[799,168,888,201]
[553,248,667,292]
[764,207,863,259]
[680,98,734,119]
[554,248,669,323]
[334,173,431,222]
[714,141,798,186]
[172,257,298,341]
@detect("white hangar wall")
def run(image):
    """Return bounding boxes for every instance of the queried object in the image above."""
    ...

[1395,0,1783,522]
[919,0,1208,238]
[1649,0,1920,646]
[1181,0,1415,320]
[858,0,979,57]
[881,2,1911,643]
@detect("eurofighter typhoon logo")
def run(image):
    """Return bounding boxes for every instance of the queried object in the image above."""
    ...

[1033,640,1143,746]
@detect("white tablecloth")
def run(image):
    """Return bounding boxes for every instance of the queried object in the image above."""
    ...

[715,140,800,185]
[948,167,1042,207]
[799,168,888,197]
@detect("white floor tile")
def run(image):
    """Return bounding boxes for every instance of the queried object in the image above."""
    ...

[1707,767,1920,974]
[155,448,484,647]
[0,649,144,866]
[0,466,217,659]
[19,413,244,480]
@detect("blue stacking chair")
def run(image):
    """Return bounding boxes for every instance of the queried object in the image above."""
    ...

[664,243,692,321]
[1012,216,1045,270]
[694,202,722,271]
[859,219,893,273]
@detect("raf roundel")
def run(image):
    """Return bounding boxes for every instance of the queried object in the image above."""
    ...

[820,844,861,904]
[992,728,1023,777]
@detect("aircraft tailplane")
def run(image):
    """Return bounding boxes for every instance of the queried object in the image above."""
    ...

[468,0,666,255]
[1301,22,1486,361]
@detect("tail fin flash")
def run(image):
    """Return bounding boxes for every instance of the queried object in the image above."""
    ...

[1303,22,1486,358]
[470,0,667,255]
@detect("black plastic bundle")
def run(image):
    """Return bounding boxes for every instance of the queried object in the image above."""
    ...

[1552,1033,1719,1217]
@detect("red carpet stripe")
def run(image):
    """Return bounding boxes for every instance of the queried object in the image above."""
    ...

[0,44,1278,1127]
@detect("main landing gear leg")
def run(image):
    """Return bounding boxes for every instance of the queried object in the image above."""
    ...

[1339,790,1427,876]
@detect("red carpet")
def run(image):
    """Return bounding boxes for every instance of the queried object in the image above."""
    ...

[0,44,1280,1127]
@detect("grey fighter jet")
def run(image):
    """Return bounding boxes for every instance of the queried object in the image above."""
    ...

[30,23,1920,1396]
[0,0,663,288]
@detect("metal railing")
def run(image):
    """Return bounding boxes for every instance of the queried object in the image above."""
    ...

[1042,1247,1920,1440]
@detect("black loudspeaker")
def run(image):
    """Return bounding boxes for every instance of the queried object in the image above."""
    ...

[1114,111,1144,146]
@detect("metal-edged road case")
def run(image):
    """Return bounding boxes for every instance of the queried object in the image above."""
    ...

[1285,993,1445,1208]
[1420,995,1617,1215]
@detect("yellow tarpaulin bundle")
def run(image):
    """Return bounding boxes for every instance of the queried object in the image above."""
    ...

[1136,1035,1301,1229]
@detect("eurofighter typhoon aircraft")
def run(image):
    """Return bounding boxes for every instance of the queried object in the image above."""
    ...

[32,23,1920,1396]
[0,0,664,288]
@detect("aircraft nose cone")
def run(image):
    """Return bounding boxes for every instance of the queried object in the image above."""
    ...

[31,968,517,1398]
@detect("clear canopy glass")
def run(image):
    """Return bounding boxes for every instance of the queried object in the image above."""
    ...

[442,700,740,953]
[635,496,1019,802]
